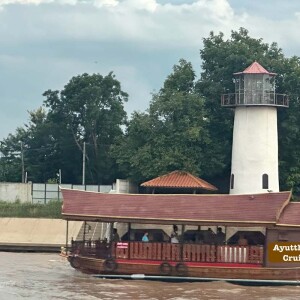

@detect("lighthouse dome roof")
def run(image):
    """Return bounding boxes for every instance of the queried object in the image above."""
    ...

[234,61,276,76]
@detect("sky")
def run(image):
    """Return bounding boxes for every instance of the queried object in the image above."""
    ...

[1,0,300,140]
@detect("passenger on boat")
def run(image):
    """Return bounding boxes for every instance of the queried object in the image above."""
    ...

[112,228,120,242]
[171,224,180,239]
[203,228,215,244]
[170,233,179,243]
[215,227,226,245]
[238,234,248,246]
[173,225,179,235]
[142,232,149,242]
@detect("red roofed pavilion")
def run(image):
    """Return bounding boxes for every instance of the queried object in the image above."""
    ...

[140,170,217,193]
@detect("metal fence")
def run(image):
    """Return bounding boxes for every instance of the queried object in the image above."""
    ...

[32,183,112,204]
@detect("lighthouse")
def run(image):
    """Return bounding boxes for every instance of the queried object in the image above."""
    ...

[222,62,288,195]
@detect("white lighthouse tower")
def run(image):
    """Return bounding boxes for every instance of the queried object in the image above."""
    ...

[222,62,288,195]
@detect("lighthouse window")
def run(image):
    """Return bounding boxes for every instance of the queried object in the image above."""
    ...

[262,174,269,189]
[230,174,234,189]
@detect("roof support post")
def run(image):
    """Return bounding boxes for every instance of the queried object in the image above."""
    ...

[128,222,131,260]
[83,221,86,242]
[65,220,69,254]
[181,224,185,261]
[263,228,269,267]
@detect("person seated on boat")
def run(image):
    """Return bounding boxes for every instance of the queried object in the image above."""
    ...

[203,228,215,244]
[172,224,179,235]
[238,234,248,246]
[112,228,120,242]
[215,227,226,245]
[142,232,149,242]
[170,233,179,244]
[172,224,180,239]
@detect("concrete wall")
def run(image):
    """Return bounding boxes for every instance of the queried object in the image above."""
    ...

[0,182,113,203]
[0,218,82,247]
[115,179,138,194]
[0,183,32,203]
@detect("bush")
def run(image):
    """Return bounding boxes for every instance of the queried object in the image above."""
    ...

[0,200,62,218]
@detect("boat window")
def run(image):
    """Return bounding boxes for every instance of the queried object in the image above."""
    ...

[262,174,269,189]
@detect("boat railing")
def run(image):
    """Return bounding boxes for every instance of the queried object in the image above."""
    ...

[70,240,263,264]
[70,239,110,258]
[114,242,263,264]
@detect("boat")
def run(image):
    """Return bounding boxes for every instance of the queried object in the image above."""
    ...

[61,188,300,285]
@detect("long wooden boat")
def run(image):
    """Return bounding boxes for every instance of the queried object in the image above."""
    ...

[61,189,300,284]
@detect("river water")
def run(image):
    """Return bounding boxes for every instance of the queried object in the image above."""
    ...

[0,252,300,300]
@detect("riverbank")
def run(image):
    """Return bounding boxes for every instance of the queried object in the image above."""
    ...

[0,218,82,252]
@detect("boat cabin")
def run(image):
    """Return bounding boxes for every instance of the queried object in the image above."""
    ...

[61,189,300,273]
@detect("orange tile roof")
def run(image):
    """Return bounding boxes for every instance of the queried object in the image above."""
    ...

[234,61,276,76]
[140,171,217,191]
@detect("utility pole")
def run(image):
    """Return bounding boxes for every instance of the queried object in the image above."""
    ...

[21,142,25,183]
[82,141,86,185]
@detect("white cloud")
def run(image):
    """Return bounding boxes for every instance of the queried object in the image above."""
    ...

[93,0,118,8]
[1,0,300,138]
[0,0,238,49]
[0,0,80,4]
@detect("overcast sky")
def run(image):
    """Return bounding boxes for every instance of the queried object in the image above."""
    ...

[1,0,300,140]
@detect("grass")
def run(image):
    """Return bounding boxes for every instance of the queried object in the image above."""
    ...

[0,200,62,218]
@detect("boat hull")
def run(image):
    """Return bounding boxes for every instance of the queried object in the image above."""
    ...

[68,255,300,283]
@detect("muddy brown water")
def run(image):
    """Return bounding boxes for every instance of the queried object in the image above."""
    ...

[0,252,299,299]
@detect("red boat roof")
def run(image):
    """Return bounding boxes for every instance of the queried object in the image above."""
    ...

[234,61,276,76]
[277,202,300,227]
[140,170,217,191]
[61,189,292,226]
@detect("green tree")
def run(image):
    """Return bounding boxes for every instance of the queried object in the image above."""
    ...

[0,72,128,184]
[197,28,300,193]
[277,57,300,194]
[0,107,73,183]
[43,72,128,184]
[113,59,216,183]
[0,128,26,182]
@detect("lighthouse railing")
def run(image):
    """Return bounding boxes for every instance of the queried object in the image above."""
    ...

[221,92,288,107]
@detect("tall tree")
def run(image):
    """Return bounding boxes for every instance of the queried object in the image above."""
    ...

[113,59,217,183]
[0,72,128,184]
[197,28,300,193]
[277,57,300,194]
[0,128,26,182]
[43,72,128,184]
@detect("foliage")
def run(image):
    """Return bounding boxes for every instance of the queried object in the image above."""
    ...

[112,59,216,182]
[43,72,128,184]
[1,28,300,194]
[0,72,128,184]
[196,28,300,192]
[0,200,62,218]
